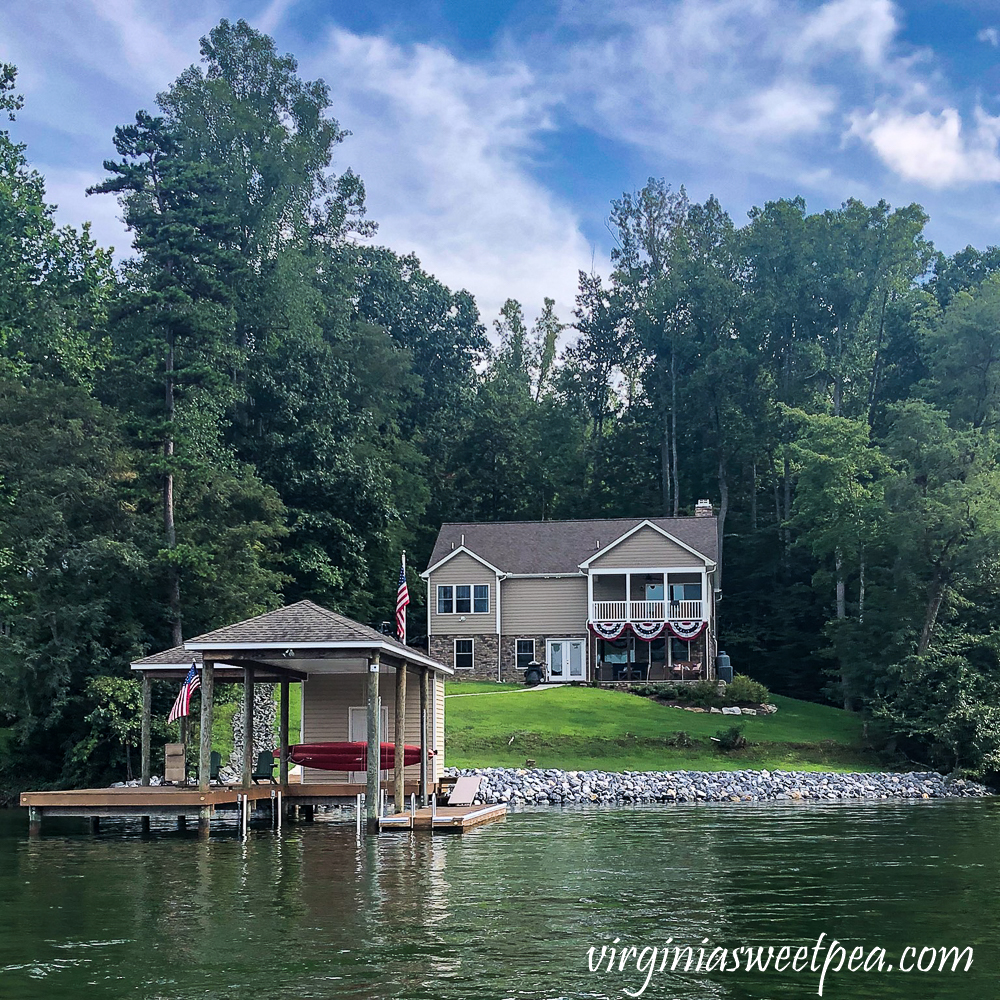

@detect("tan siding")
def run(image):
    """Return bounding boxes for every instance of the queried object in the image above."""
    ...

[434,673,445,779]
[502,577,588,633]
[590,525,701,569]
[300,668,431,784]
[428,551,496,636]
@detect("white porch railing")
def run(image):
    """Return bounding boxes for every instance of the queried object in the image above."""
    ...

[591,599,703,622]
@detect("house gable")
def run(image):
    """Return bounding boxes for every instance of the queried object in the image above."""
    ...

[426,549,497,637]
[585,521,713,570]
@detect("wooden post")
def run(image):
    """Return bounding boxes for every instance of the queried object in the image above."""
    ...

[198,805,211,839]
[279,678,290,785]
[141,816,150,835]
[198,660,214,793]
[140,673,152,786]
[394,662,406,813]
[242,665,255,789]
[28,807,41,837]
[366,651,380,833]
[419,666,429,806]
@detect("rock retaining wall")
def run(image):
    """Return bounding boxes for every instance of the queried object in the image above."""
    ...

[227,684,276,781]
[446,767,989,805]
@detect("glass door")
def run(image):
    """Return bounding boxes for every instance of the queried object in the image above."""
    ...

[547,639,585,682]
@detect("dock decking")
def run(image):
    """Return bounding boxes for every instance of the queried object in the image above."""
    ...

[379,802,507,832]
[19,783,506,834]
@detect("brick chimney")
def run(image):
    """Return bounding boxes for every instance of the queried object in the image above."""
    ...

[695,499,714,517]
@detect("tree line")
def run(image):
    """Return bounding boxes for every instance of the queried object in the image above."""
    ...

[2,21,1000,788]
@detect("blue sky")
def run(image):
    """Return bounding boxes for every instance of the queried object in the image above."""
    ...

[3,0,1000,322]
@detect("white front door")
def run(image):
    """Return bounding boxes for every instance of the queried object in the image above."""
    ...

[546,639,585,683]
[348,705,388,783]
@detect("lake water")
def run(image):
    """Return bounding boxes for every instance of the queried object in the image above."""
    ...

[0,799,996,999]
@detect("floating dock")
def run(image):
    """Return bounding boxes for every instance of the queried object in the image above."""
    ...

[378,802,507,832]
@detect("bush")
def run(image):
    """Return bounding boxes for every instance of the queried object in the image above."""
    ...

[628,682,681,700]
[677,679,722,708]
[726,673,770,705]
[715,724,748,751]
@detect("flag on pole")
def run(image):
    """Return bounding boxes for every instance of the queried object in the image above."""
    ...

[396,554,410,644]
[168,663,201,724]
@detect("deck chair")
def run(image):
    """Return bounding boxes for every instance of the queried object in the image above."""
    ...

[209,750,224,784]
[447,775,482,806]
[251,750,276,784]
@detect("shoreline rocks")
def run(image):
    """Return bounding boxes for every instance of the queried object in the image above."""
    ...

[445,767,991,805]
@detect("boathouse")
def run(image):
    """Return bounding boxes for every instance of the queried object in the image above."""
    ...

[22,600,456,835]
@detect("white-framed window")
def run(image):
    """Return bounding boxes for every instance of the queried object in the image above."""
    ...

[454,638,474,670]
[437,586,454,614]
[436,583,490,614]
[515,638,535,670]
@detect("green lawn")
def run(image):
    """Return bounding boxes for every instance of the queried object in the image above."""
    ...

[444,682,883,772]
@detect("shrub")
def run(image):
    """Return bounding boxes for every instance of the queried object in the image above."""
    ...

[726,673,770,705]
[628,682,681,701]
[715,724,748,751]
[677,679,722,708]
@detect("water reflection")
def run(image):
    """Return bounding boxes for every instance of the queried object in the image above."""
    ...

[0,801,997,999]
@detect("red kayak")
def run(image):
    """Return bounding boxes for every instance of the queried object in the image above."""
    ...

[287,741,433,772]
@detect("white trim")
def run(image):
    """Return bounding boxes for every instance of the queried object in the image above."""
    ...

[495,571,502,680]
[579,520,715,569]
[545,638,586,683]
[453,637,475,671]
[420,545,504,579]
[435,582,491,616]
[501,572,585,579]
[515,638,535,671]
[130,663,193,671]
[181,639,453,674]
[590,565,705,576]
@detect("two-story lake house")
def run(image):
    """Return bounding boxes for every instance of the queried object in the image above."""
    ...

[422,505,720,684]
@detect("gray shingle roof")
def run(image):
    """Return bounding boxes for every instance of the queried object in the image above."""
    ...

[426,517,718,575]
[184,599,414,654]
[132,646,203,666]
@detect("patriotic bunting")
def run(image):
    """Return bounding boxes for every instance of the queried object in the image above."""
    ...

[588,619,708,642]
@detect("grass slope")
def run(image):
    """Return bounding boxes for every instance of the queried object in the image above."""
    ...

[445,682,882,772]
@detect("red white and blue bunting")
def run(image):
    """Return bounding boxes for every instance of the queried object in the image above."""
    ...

[666,619,707,641]
[590,620,631,641]
[588,620,707,642]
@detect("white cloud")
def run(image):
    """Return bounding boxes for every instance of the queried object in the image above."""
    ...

[307,30,602,323]
[978,26,1000,48]
[549,0,919,180]
[851,106,1000,187]
[797,0,898,69]
[41,166,132,256]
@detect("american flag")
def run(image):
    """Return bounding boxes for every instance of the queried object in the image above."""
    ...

[396,554,410,644]
[167,663,201,724]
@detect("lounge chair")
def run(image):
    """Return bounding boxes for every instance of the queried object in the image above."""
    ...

[447,775,482,805]
[251,750,276,784]
[210,750,224,784]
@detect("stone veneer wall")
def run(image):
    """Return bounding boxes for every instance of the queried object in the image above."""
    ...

[500,634,589,684]
[430,633,500,681]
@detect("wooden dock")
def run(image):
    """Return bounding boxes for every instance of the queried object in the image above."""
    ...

[18,782,506,835]
[379,802,507,832]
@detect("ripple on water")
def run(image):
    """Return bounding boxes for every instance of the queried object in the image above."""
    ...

[0,800,996,999]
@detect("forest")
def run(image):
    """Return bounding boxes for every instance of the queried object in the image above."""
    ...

[2,20,1000,791]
